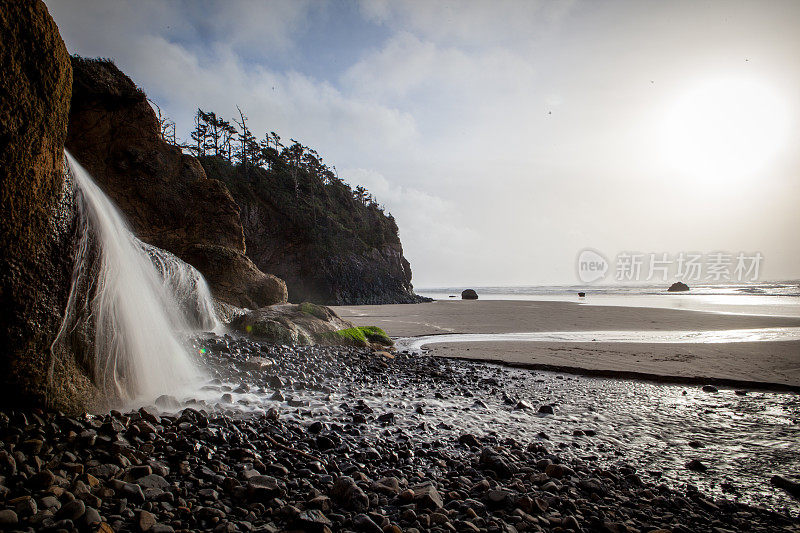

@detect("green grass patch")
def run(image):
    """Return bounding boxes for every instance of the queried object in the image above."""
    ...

[327,326,393,347]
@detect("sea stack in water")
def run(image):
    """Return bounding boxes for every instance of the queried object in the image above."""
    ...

[668,281,690,292]
[462,289,479,300]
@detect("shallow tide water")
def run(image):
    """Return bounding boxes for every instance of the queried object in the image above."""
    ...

[185,336,800,517]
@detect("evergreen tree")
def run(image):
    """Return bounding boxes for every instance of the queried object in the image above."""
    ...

[190,108,208,157]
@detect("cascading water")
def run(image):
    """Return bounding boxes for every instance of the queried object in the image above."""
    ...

[55,151,219,405]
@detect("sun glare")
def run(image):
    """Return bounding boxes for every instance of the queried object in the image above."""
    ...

[660,78,790,183]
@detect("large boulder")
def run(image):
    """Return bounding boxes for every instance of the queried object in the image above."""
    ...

[229,303,355,345]
[461,289,479,300]
[181,244,286,309]
[0,1,100,411]
[65,57,286,308]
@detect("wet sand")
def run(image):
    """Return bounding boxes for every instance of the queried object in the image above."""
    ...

[333,300,800,389]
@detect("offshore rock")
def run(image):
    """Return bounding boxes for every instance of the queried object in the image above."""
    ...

[668,281,690,292]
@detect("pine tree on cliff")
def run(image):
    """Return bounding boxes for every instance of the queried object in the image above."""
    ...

[284,140,305,198]
[191,109,208,157]
[221,119,237,161]
[234,106,259,181]
[354,185,368,205]
[203,110,224,156]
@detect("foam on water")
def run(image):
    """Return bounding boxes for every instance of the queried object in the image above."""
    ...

[55,152,216,405]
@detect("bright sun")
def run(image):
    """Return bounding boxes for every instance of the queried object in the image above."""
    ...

[660,78,790,183]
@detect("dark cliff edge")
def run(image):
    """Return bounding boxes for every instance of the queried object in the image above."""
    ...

[200,156,429,305]
[65,57,287,309]
[0,1,101,412]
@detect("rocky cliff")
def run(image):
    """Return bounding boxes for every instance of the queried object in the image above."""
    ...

[65,58,287,309]
[0,0,101,411]
[201,156,427,305]
[66,58,425,307]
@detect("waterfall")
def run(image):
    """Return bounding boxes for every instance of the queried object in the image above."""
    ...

[55,151,218,405]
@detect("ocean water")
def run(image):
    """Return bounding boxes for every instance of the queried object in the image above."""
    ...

[417,281,800,318]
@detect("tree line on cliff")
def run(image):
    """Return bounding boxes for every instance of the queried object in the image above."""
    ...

[155,104,400,255]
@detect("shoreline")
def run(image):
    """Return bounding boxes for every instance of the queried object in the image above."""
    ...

[1,341,797,531]
[334,300,800,388]
[425,352,800,393]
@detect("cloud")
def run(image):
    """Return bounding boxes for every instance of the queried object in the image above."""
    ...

[48,0,311,59]
[358,0,575,46]
[46,0,800,284]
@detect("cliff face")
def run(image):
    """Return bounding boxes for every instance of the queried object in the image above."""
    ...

[241,202,417,305]
[65,58,287,309]
[0,0,100,411]
[201,156,426,305]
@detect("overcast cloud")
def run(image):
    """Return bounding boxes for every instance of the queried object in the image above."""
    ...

[48,0,800,286]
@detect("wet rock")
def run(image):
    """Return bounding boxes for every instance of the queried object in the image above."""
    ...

[562,515,581,531]
[686,460,708,472]
[21,438,44,454]
[771,475,800,499]
[247,475,283,500]
[330,476,369,512]
[0,510,18,527]
[458,434,481,447]
[120,482,146,503]
[13,496,37,518]
[353,513,383,533]
[514,400,533,410]
[242,356,274,371]
[295,509,332,532]
[138,510,156,531]
[486,489,510,506]
[29,470,56,489]
[136,474,169,491]
[479,447,515,478]
[155,395,181,410]
[270,390,285,401]
[377,412,395,424]
[83,506,101,526]
[55,499,85,521]
[545,463,566,479]
[411,483,443,510]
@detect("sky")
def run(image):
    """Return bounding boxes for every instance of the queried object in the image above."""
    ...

[47,0,800,287]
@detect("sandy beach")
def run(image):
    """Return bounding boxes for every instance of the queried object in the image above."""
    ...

[334,300,800,389]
